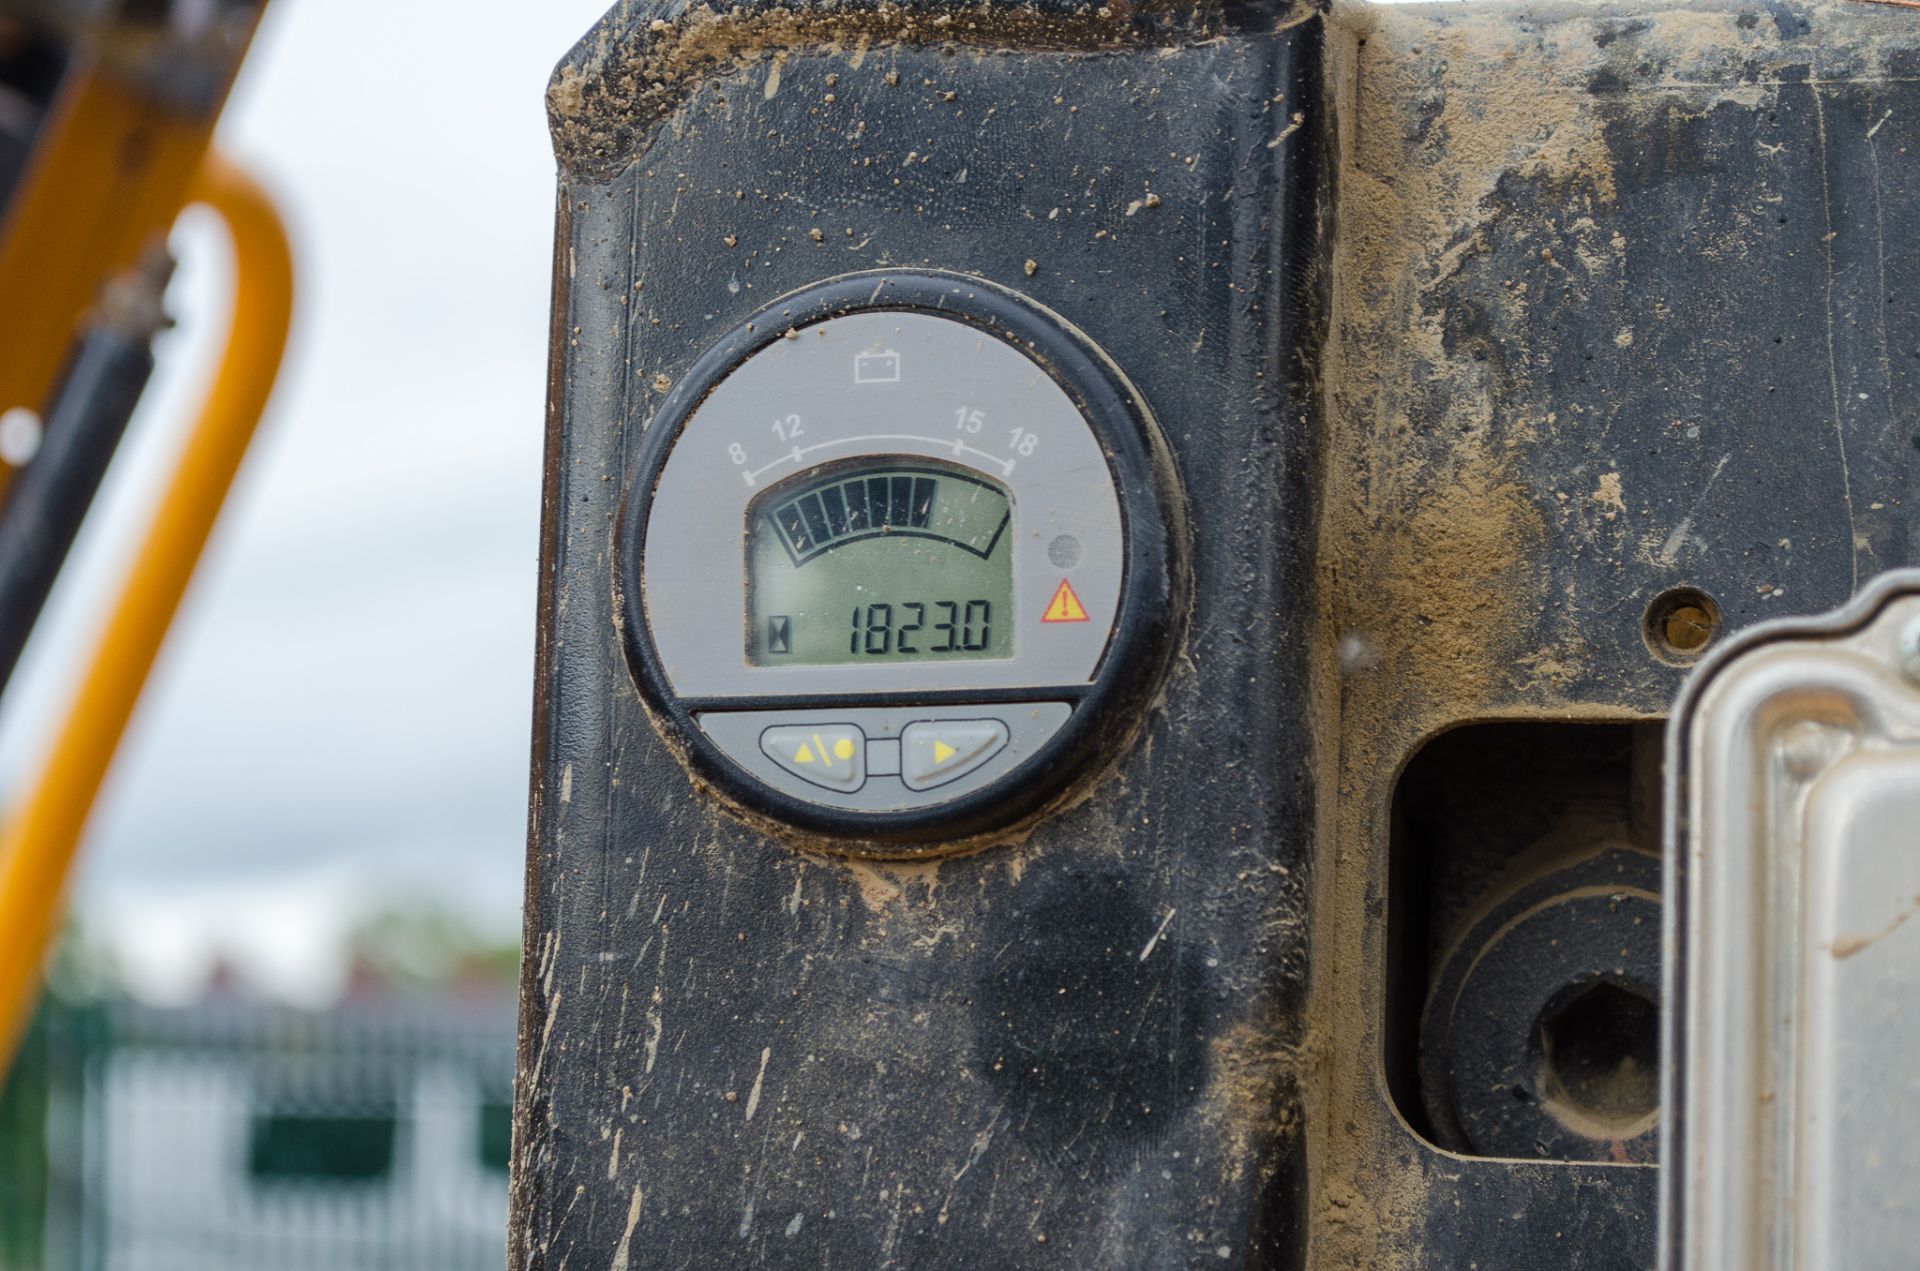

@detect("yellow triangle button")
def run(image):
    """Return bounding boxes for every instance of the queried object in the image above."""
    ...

[901,719,1011,791]
[1042,578,1090,624]
[759,725,866,791]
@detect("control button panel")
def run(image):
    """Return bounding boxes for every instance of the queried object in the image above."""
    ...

[699,704,1070,813]
[759,724,866,792]
[901,719,1009,790]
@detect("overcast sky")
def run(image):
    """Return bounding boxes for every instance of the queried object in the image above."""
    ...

[0,0,614,1000]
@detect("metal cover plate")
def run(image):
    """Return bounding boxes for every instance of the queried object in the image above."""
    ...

[1665,570,1920,1271]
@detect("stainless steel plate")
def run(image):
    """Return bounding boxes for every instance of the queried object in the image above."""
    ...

[1665,570,1920,1271]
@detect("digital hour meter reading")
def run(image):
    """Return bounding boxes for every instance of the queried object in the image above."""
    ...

[618,273,1178,847]
[747,459,1014,666]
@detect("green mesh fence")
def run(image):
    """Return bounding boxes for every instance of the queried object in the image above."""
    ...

[0,996,515,1271]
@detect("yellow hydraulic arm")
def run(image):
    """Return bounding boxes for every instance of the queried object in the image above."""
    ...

[0,152,294,1069]
[0,10,265,504]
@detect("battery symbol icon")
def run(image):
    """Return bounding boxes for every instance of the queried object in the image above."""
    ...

[854,350,902,383]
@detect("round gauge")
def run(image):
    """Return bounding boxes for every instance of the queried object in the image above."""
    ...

[618,272,1181,849]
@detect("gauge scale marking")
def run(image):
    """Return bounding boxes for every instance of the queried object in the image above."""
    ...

[622,275,1175,844]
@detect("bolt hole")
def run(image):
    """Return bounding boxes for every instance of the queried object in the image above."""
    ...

[1645,586,1720,662]
[1533,979,1659,1136]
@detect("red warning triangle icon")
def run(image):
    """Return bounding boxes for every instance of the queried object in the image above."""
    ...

[1042,578,1090,623]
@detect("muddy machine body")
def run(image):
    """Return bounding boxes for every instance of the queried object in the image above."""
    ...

[518,2,1920,1266]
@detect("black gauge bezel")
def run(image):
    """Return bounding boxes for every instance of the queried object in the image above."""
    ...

[616,271,1183,852]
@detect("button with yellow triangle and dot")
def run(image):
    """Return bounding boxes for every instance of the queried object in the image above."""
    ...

[900,719,1011,791]
[759,723,867,792]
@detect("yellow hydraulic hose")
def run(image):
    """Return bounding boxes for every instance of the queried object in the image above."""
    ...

[0,152,294,1068]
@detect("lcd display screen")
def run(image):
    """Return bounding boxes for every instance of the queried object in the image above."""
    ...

[746,457,1014,666]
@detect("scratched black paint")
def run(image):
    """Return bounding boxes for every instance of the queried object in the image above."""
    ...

[520,4,1322,1267]
[972,873,1211,1178]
